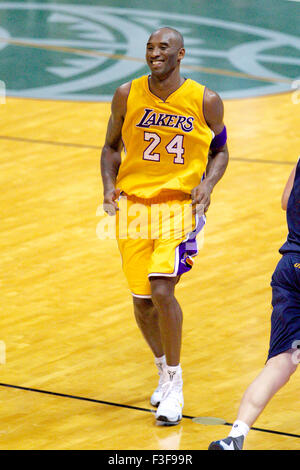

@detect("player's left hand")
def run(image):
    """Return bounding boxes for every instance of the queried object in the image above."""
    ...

[191,180,214,215]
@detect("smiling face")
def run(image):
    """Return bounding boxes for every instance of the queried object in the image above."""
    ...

[146,28,185,79]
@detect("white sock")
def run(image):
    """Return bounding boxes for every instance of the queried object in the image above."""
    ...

[155,354,166,364]
[154,355,166,373]
[166,364,182,385]
[229,420,250,438]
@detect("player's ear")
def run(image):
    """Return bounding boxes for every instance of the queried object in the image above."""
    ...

[178,47,185,61]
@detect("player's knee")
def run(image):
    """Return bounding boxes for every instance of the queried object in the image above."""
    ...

[287,350,299,373]
[151,283,174,308]
[267,350,298,380]
[133,297,155,319]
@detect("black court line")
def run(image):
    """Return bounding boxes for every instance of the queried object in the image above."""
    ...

[0,382,299,439]
[0,135,296,166]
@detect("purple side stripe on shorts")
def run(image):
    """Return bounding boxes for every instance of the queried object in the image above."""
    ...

[176,214,206,276]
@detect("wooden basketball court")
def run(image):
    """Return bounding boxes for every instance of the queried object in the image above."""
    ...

[1,0,300,451]
[0,89,299,449]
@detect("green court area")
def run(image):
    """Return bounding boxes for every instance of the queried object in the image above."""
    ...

[0,0,299,100]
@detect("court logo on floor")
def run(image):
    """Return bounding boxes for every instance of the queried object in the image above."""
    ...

[0,3,299,100]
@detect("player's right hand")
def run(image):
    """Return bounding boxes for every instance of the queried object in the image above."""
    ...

[103,188,121,216]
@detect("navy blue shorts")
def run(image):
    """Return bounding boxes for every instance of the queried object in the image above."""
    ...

[267,253,300,361]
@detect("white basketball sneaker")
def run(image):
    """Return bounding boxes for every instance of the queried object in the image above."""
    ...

[150,359,167,407]
[155,369,184,425]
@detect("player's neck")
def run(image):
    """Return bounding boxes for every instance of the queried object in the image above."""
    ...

[148,70,185,101]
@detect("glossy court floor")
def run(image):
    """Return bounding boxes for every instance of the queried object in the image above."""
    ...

[0,0,300,450]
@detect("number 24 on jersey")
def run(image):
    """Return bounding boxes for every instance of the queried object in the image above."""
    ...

[143,131,185,164]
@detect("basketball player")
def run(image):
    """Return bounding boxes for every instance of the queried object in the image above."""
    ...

[101,27,229,425]
[209,158,300,449]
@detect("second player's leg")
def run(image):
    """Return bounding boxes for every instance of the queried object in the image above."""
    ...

[237,349,298,428]
[209,349,298,449]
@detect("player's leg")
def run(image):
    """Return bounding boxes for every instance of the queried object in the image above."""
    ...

[209,254,300,449]
[150,275,182,367]
[133,296,170,407]
[147,204,205,425]
[236,349,298,428]
[148,207,203,368]
[208,350,298,450]
[132,275,183,406]
[149,275,184,425]
[133,296,164,359]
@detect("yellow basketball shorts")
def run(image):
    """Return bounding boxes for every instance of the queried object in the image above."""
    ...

[116,193,206,298]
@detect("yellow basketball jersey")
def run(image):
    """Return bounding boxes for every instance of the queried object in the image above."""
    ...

[116,75,213,199]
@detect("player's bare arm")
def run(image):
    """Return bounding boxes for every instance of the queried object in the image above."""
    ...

[281,160,297,210]
[101,82,131,215]
[191,88,229,214]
